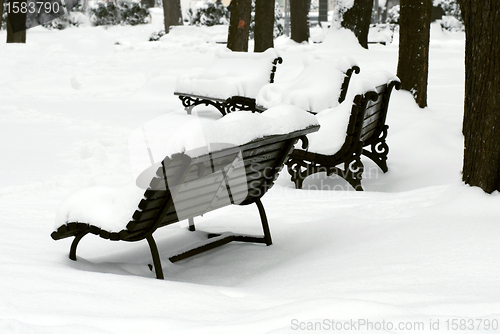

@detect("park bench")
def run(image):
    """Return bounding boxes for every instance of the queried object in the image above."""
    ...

[286,74,400,191]
[174,47,282,116]
[51,109,319,279]
[225,56,360,114]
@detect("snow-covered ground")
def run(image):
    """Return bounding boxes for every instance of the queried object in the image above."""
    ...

[1,9,499,334]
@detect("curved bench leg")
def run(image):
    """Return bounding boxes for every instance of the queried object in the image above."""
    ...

[255,198,272,246]
[146,235,164,279]
[363,126,389,173]
[69,231,89,261]
[339,157,364,191]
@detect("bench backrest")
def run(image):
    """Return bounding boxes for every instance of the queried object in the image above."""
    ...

[359,80,401,143]
[337,80,400,157]
[123,127,319,241]
[339,66,361,105]
[255,57,360,113]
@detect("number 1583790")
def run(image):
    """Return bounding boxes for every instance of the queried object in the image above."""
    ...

[4,1,61,15]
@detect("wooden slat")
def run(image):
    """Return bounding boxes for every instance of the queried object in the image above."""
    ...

[361,120,380,139]
[364,100,384,118]
[132,207,161,222]
[126,218,156,232]
[363,109,382,125]
[138,196,165,211]
[374,84,387,94]
[144,189,167,200]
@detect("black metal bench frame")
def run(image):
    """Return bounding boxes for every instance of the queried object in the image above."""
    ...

[286,80,400,191]
[51,126,319,279]
[174,57,283,116]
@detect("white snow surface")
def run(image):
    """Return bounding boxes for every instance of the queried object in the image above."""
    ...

[1,11,499,334]
[54,184,145,232]
[256,55,359,112]
[175,47,280,99]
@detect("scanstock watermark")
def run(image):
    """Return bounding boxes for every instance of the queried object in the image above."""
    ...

[3,0,79,33]
[290,318,499,331]
[128,113,251,218]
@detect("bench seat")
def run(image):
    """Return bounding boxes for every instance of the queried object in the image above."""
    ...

[174,48,282,115]
[225,57,360,114]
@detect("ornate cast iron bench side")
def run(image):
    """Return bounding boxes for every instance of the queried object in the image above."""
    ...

[174,57,283,116]
[225,65,361,114]
[51,125,319,279]
[285,79,400,191]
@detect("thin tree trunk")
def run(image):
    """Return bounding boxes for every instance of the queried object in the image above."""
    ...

[254,0,275,52]
[162,0,182,34]
[227,0,252,52]
[341,0,373,48]
[0,0,4,30]
[459,0,500,193]
[396,0,431,108]
[290,0,310,43]
[6,1,27,44]
[169,0,182,26]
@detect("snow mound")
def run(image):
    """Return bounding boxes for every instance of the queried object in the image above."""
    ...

[256,55,359,112]
[175,48,281,99]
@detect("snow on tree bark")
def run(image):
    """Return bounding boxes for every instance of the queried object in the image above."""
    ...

[228,0,252,52]
[340,0,373,48]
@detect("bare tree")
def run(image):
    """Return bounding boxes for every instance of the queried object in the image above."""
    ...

[162,0,182,34]
[254,0,275,52]
[396,0,432,108]
[227,0,252,52]
[341,0,373,48]
[458,0,500,193]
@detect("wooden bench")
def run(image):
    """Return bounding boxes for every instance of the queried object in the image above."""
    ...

[51,125,319,279]
[225,58,360,114]
[174,48,283,116]
[286,78,400,191]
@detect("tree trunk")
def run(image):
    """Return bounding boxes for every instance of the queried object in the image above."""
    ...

[0,0,4,30]
[141,0,155,8]
[318,0,328,24]
[6,1,27,44]
[254,0,275,52]
[227,0,252,52]
[290,0,310,43]
[396,0,431,108]
[459,0,500,193]
[162,0,182,33]
[341,0,373,48]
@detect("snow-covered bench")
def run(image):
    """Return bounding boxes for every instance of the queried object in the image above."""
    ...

[174,48,282,115]
[286,73,400,190]
[51,107,319,279]
[226,56,360,114]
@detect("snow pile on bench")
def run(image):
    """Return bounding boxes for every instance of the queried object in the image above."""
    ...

[56,106,318,232]
[256,56,358,112]
[305,72,398,155]
[175,48,280,99]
